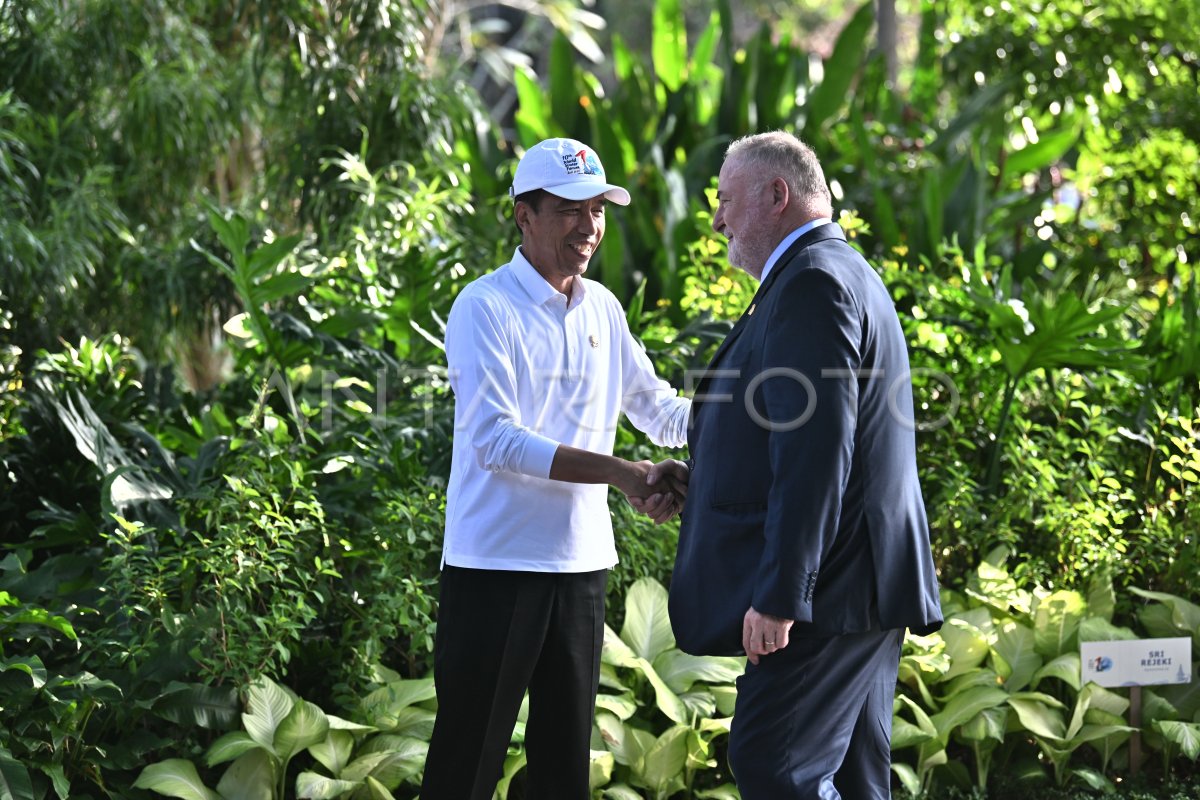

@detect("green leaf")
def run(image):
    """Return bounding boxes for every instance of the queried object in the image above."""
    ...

[802,1,875,137]
[133,760,221,800]
[1,656,47,689]
[620,578,675,660]
[1008,696,1066,741]
[1032,590,1086,659]
[275,700,330,761]
[931,686,1010,741]
[958,706,1008,743]
[890,762,921,798]
[296,772,361,799]
[596,711,645,767]
[595,693,638,721]
[309,730,355,775]
[365,776,398,800]
[1078,616,1138,643]
[0,748,34,800]
[514,67,552,144]
[1032,653,1082,692]
[246,234,302,280]
[650,650,744,694]
[652,0,687,92]
[1130,588,1200,643]
[205,732,260,767]
[250,271,312,306]
[216,749,275,800]
[207,208,250,270]
[589,749,614,791]
[695,783,741,799]
[342,737,427,786]
[636,725,690,795]
[360,678,436,729]
[242,676,294,754]
[992,620,1041,692]
[893,695,938,750]
[155,682,240,730]
[1154,720,1200,760]
[1001,116,1080,182]
[939,618,991,680]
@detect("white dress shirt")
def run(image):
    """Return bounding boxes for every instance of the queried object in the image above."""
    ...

[442,247,691,572]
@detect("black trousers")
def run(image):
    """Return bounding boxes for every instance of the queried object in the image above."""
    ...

[728,628,905,800]
[419,565,607,800]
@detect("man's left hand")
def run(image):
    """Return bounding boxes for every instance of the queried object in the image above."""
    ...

[743,607,794,665]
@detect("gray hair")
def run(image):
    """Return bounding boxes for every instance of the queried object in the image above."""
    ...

[725,131,833,217]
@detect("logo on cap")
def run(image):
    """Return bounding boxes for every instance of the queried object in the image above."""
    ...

[563,149,604,177]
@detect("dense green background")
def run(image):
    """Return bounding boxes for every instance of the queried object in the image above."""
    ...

[1,0,1198,798]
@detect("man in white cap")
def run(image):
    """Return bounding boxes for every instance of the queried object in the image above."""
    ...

[419,138,690,799]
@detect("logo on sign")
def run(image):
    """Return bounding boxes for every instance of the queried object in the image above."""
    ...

[1089,656,1113,673]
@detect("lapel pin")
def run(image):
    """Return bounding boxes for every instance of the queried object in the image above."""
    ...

[589,335,600,348]
[747,303,756,316]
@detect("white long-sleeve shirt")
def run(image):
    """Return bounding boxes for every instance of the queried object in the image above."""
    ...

[442,247,691,572]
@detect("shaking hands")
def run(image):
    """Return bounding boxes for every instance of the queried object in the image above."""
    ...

[625,458,690,525]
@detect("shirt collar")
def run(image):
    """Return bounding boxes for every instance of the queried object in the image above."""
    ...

[759,217,833,283]
[511,246,587,307]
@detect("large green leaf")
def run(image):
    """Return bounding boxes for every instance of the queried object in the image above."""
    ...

[939,618,991,680]
[1008,696,1066,741]
[595,692,638,721]
[133,760,221,800]
[992,620,1041,692]
[205,732,260,767]
[652,0,687,92]
[360,678,436,729]
[802,1,875,138]
[635,725,690,797]
[309,730,355,776]
[242,676,294,754]
[296,772,361,799]
[596,711,646,767]
[1130,588,1200,644]
[1001,115,1081,182]
[154,682,240,731]
[275,700,330,761]
[892,695,938,749]
[620,578,675,661]
[1032,653,1082,692]
[960,705,1009,744]
[342,737,427,787]
[1,655,47,689]
[1032,590,1086,659]
[0,748,34,800]
[931,686,1010,740]
[1154,721,1200,760]
[215,749,275,800]
[650,650,744,694]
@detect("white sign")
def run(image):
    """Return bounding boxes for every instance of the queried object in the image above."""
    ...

[1081,637,1193,687]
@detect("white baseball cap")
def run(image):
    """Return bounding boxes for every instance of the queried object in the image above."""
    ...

[509,138,631,206]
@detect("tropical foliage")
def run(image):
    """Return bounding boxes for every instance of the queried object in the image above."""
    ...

[2,0,1198,798]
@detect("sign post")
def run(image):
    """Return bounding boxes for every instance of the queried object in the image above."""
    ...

[1080,637,1193,776]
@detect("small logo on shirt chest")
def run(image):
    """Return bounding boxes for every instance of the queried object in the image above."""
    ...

[588,335,600,349]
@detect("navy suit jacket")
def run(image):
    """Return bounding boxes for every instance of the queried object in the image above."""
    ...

[669,224,943,656]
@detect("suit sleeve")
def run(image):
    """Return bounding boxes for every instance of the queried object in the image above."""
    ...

[751,268,861,622]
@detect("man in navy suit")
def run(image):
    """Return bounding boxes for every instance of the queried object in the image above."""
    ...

[648,132,943,799]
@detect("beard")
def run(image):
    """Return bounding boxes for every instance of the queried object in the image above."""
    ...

[727,235,773,280]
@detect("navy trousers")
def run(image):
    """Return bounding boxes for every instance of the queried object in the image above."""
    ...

[419,565,607,800]
[728,628,905,800]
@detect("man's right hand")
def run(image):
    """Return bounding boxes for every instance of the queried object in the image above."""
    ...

[626,459,690,524]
